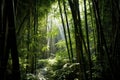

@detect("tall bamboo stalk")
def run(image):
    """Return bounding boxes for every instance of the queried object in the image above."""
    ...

[58,0,71,62]
[83,0,92,80]
[62,0,74,62]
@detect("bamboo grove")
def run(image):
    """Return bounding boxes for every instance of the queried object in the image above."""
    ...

[0,0,120,80]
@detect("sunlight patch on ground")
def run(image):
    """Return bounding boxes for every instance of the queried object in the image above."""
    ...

[48,58,57,65]
[38,72,46,80]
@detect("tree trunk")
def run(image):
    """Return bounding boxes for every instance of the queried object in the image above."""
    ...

[62,0,74,62]
[58,0,71,62]
[0,0,20,80]
[83,0,92,80]
[68,0,88,80]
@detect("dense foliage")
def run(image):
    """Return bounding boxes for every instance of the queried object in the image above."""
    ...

[0,0,120,80]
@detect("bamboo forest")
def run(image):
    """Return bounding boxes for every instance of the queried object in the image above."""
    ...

[0,0,120,80]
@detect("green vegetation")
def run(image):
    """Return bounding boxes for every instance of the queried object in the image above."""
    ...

[0,0,120,80]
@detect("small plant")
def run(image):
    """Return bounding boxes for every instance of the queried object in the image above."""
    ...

[52,63,80,80]
[26,73,38,80]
